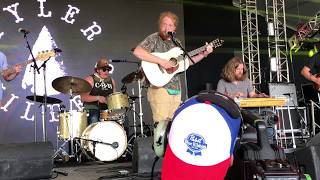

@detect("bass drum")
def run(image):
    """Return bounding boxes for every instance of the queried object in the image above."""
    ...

[81,121,127,161]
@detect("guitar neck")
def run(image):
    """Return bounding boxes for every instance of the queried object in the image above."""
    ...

[0,50,56,75]
[188,45,206,57]
[187,39,223,57]
[0,59,33,75]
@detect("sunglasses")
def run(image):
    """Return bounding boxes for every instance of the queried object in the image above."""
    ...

[100,66,112,72]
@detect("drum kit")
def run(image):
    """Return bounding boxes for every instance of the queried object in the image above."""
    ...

[25,71,145,162]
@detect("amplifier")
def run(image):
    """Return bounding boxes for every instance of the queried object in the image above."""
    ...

[269,83,298,106]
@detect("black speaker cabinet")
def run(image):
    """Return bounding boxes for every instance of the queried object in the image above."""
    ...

[293,145,320,180]
[132,136,163,174]
[0,141,53,180]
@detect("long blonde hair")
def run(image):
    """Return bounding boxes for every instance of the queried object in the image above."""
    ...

[221,56,248,82]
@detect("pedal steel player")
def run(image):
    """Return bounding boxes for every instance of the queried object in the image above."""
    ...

[80,58,116,125]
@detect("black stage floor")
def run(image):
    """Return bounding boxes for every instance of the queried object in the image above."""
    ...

[53,159,160,180]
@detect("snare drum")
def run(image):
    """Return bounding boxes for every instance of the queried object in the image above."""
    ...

[100,110,125,122]
[81,121,127,161]
[100,110,109,121]
[58,110,88,139]
[107,92,129,112]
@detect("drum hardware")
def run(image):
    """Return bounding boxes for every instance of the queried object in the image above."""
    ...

[121,69,144,84]
[26,95,62,142]
[52,76,91,161]
[53,110,89,162]
[52,76,91,97]
[121,69,145,137]
[80,121,128,161]
[26,95,62,104]
[22,30,60,142]
[107,92,129,112]
[76,137,119,159]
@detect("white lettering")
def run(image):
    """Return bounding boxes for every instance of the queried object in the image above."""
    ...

[69,95,83,110]
[48,104,60,123]
[3,3,24,23]
[1,93,19,112]
[1,83,6,91]
[109,64,114,74]
[61,5,80,24]
[37,0,52,17]
[0,32,3,39]
[20,101,35,121]
[94,82,112,90]
[80,21,101,41]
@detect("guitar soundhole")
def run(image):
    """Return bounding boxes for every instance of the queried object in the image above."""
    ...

[166,58,179,74]
[169,58,178,67]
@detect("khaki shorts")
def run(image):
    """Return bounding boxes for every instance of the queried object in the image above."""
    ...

[147,87,181,122]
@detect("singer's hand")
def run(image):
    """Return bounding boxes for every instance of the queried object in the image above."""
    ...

[159,59,172,69]
[205,42,214,54]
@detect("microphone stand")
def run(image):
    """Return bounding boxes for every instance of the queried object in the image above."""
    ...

[38,58,51,141]
[112,60,139,64]
[76,137,118,158]
[23,32,40,142]
[169,34,193,100]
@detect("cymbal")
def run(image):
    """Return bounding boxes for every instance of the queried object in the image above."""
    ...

[26,95,62,104]
[52,76,91,95]
[122,70,143,84]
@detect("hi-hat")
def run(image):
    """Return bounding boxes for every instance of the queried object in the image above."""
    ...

[52,76,91,95]
[121,70,143,84]
[26,95,62,104]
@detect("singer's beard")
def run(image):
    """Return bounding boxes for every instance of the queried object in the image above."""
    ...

[160,32,170,40]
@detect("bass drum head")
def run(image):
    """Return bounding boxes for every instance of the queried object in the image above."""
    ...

[81,121,127,161]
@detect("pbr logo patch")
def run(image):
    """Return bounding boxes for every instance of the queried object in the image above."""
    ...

[184,133,207,156]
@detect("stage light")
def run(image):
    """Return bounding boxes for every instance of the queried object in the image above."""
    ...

[267,21,275,36]
[270,57,277,72]
[308,45,318,57]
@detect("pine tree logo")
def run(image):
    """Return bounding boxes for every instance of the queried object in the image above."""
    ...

[21,26,66,96]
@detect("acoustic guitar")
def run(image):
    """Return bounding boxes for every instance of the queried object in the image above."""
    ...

[141,38,224,87]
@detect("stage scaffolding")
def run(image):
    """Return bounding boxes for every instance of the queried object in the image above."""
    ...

[238,0,290,86]
[239,0,261,87]
[265,0,290,83]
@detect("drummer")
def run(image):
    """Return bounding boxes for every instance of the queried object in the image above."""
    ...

[80,58,116,125]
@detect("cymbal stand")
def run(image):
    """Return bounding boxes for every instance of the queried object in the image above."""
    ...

[130,88,137,138]
[53,114,71,161]
[67,92,76,157]
[137,79,144,136]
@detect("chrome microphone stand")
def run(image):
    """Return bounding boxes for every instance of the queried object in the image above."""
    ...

[22,31,40,142]
[38,59,50,141]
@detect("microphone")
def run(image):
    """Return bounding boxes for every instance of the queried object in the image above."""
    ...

[167,31,176,36]
[54,48,62,52]
[111,142,119,148]
[18,28,30,34]
[110,59,127,62]
[283,93,292,96]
